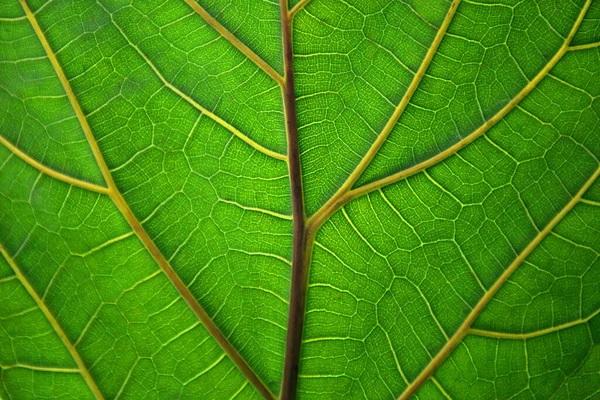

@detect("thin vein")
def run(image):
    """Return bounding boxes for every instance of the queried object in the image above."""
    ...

[568,41,600,51]
[0,135,109,195]
[0,275,18,284]
[0,246,104,399]
[468,307,600,340]
[580,198,600,206]
[98,1,287,162]
[548,327,596,400]
[20,1,275,397]
[399,163,600,399]
[74,232,135,258]
[347,0,592,205]
[0,364,80,373]
[431,377,453,400]
[182,0,284,86]
[219,198,293,220]
[308,0,460,233]
[289,0,313,19]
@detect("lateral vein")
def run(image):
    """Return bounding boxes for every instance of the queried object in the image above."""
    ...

[398,162,599,399]
[289,0,313,19]
[0,364,80,373]
[0,246,105,399]
[182,0,284,86]
[568,41,600,51]
[20,1,276,398]
[307,0,460,233]
[345,0,593,207]
[99,2,287,162]
[468,307,600,340]
[395,3,596,397]
[0,135,110,195]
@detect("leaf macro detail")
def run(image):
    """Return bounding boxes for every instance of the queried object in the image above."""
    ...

[1,0,599,399]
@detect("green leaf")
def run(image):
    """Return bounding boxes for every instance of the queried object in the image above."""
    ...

[0,0,599,399]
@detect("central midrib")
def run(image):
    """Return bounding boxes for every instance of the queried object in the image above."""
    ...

[15,0,596,398]
[280,0,596,399]
[280,0,309,398]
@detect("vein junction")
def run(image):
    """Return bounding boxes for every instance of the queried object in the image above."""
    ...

[0,0,599,399]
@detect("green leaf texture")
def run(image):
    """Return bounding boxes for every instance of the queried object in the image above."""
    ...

[0,0,599,399]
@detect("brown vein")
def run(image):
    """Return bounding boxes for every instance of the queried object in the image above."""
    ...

[0,246,104,400]
[0,135,110,195]
[182,0,284,86]
[280,0,310,397]
[307,0,460,233]
[20,1,275,398]
[398,163,599,399]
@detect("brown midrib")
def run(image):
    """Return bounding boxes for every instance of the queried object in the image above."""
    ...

[280,1,461,398]
[279,0,311,397]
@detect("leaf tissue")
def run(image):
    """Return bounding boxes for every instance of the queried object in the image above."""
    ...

[1,0,599,399]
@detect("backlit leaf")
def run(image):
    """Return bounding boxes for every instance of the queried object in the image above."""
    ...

[0,0,599,399]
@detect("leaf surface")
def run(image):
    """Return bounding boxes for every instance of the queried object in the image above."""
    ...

[0,0,599,399]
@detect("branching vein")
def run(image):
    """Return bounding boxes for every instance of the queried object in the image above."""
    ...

[0,246,104,400]
[19,1,276,398]
[182,0,284,86]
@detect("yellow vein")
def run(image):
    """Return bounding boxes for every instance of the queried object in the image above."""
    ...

[0,364,80,373]
[97,1,287,162]
[0,16,27,22]
[0,135,109,195]
[431,377,453,400]
[469,307,600,340]
[289,0,313,19]
[19,0,116,188]
[218,198,293,220]
[0,246,104,399]
[347,0,592,205]
[568,41,600,51]
[75,231,135,258]
[580,198,600,206]
[308,0,460,233]
[398,163,600,400]
[0,275,18,284]
[230,381,250,399]
[20,2,276,398]
[182,0,284,86]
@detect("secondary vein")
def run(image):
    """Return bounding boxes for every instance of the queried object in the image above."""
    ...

[98,1,287,162]
[0,246,105,400]
[307,0,461,234]
[182,0,284,86]
[0,135,110,195]
[20,1,275,398]
[468,306,600,340]
[318,0,593,226]
[289,0,313,19]
[399,164,599,400]
[398,4,597,393]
